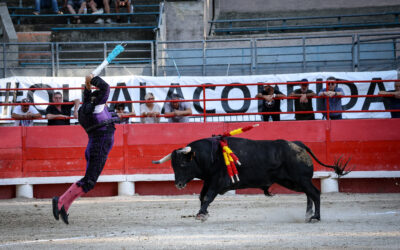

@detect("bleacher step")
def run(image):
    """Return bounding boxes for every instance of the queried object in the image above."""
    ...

[17,31,51,42]
[16,31,52,63]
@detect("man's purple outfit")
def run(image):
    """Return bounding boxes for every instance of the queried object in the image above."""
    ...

[53,76,117,224]
[77,76,117,192]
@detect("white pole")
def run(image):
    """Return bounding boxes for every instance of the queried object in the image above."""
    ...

[16,184,33,198]
[118,181,134,196]
[320,177,339,193]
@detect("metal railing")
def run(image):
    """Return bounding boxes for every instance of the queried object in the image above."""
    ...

[1,41,154,77]
[156,33,400,76]
[0,32,399,77]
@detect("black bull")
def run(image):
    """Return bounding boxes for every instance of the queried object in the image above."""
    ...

[152,137,350,222]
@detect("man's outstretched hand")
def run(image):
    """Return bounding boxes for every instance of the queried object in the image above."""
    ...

[85,74,94,90]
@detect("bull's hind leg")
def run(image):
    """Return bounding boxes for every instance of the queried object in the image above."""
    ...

[302,180,321,223]
[305,195,313,222]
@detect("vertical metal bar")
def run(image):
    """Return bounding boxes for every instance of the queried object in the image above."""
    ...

[151,41,155,76]
[104,42,107,76]
[351,34,355,71]
[254,38,258,75]
[250,39,253,75]
[393,38,397,68]
[302,37,306,72]
[251,38,257,75]
[155,40,159,76]
[51,43,55,77]
[2,43,6,78]
[56,42,59,77]
[202,40,206,76]
[202,85,206,123]
[357,34,361,71]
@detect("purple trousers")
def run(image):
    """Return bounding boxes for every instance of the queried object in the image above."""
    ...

[77,129,115,193]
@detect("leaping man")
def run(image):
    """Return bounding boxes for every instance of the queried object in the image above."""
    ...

[52,74,119,224]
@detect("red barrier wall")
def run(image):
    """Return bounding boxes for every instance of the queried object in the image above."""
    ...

[1,119,399,197]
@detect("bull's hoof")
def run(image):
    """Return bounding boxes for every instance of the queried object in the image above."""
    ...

[195,213,209,222]
[307,216,320,223]
[305,210,314,222]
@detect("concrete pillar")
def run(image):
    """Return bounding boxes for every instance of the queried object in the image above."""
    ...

[118,181,134,196]
[320,177,339,193]
[16,184,33,198]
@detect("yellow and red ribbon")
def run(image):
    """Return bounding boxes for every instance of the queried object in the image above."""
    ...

[220,140,240,183]
[219,124,259,183]
[222,124,259,137]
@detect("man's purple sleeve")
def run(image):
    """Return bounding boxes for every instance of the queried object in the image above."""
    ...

[90,76,110,105]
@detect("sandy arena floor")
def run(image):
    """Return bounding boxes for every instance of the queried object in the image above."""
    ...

[0,193,400,249]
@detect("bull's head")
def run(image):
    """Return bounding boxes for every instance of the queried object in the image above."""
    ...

[152,146,197,190]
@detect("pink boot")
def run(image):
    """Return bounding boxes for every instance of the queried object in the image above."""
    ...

[58,182,85,212]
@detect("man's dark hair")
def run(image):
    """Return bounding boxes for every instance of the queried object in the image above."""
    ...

[170,93,182,100]
[115,103,125,110]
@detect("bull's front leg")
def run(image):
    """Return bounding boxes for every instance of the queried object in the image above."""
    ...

[196,187,217,222]
[199,181,210,207]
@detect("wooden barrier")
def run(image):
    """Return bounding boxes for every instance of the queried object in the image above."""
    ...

[0,119,399,198]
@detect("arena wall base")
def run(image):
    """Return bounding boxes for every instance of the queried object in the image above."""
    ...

[320,177,339,193]
[16,184,33,198]
[118,181,135,196]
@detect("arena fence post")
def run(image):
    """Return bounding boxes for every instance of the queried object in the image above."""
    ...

[16,184,33,198]
[118,181,135,196]
[320,177,339,193]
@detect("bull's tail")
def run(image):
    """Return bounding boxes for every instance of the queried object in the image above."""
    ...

[293,141,351,177]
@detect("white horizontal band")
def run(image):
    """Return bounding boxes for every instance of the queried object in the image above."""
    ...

[1,171,399,186]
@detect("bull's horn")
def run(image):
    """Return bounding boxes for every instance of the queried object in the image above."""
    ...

[177,146,191,154]
[152,153,172,164]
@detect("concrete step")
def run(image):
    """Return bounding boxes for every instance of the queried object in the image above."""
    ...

[11,13,159,25]
[3,0,162,8]
[17,31,51,42]
[15,22,157,32]
[50,27,155,42]
[214,6,400,35]
[217,6,400,28]
[16,31,52,63]
[219,5,400,20]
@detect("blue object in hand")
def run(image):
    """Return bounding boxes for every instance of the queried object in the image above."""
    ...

[106,45,125,63]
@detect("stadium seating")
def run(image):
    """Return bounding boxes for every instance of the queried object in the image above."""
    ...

[1,0,399,76]
[5,0,161,42]
[210,12,400,35]
[210,4,400,36]
[1,0,162,71]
